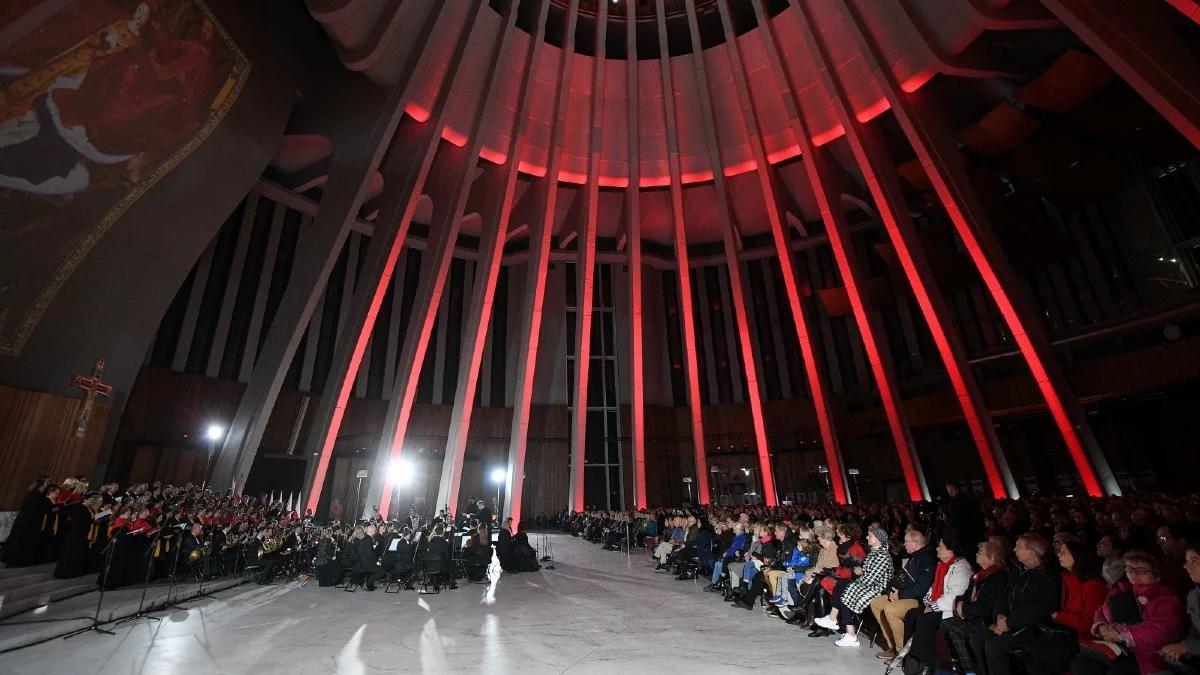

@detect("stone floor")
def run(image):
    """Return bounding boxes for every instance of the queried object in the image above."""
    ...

[0,534,882,675]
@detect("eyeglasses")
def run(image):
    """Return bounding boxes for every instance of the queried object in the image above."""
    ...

[1126,567,1156,576]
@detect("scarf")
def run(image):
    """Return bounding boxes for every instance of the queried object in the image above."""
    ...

[931,556,957,602]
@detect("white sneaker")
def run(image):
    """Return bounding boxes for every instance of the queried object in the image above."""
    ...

[835,634,860,647]
[814,615,839,630]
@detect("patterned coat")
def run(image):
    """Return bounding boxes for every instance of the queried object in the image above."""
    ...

[840,543,894,613]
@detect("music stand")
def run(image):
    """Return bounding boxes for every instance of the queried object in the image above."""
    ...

[115,527,167,625]
[62,534,119,640]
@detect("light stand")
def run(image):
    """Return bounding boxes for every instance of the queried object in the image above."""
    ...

[202,424,224,489]
[62,536,119,640]
[682,477,694,505]
[353,469,368,524]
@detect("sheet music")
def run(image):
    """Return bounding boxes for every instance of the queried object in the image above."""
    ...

[388,538,400,551]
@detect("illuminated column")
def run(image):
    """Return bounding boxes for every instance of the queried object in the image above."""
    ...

[768,0,1012,498]
[362,3,525,519]
[211,5,446,493]
[653,1,710,504]
[780,0,928,501]
[723,0,849,503]
[504,0,582,530]
[1165,0,1200,24]
[436,0,553,520]
[625,10,648,509]
[679,0,776,505]
[567,0,609,513]
[837,0,1119,495]
[1041,0,1200,149]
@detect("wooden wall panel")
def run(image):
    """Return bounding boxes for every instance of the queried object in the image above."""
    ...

[0,384,110,509]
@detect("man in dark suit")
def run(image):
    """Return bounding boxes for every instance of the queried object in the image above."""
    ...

[356,525,382,591]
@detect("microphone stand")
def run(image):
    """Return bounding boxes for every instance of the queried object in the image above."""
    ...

[162,528,190,611]
[189,536,218,602]
[63,534,119,639]
[115,527,166,625]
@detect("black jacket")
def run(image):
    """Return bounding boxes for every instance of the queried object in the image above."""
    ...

[961,567,1009,623]
[424,536,451,563]
[898,545,937,600]
[997,565,1060,633]
[353,537,379,571]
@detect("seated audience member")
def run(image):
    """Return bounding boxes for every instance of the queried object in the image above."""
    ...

[968,533,1060,675]
[813,525,894,648]
[870,527,936,660]
[1159,524,1194,596]
[1098,533,1128,587]
[770,527,816,613]
[1017,539,1109,674]
[790,525,839,626]
[1072,550,1185,675]
[943,541,1010,674]
[730,523,780,609]
[705,522,747,592]
[651,516,684,569]
[897,535,972,674]
[729,523,766,591]
[1160,544,1200,674]
[763,522,799,601]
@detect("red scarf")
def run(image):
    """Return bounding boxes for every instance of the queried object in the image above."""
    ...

[931,556,957,602]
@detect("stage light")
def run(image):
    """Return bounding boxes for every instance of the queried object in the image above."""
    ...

[389,459,415,485]
[490,468,507,484]
[205,425,224,441]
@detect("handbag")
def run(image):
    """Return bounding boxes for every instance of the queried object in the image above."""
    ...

[1035,621,1078,643]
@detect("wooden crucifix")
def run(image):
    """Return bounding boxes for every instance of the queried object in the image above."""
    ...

[72,359,112,438]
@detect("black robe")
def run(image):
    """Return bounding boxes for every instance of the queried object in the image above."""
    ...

[88,512,112,572]
[52,502,93,579]
[2,489,48,567]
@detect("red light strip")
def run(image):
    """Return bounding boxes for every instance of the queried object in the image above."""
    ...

[684,0,775,506]
[837,0,1114,495]
[305,5,480,517]
[568,0,609,513]
[791,0,925,501]
[736,0,849,503]
[849,125,1012,498]
[627,10,647,509]
[506,0,582,531]
[656,1,710,503]
[439,0,553,521]
[1166,0,1200,22]
[810,65,1012,497]
[1041,0,1200,150]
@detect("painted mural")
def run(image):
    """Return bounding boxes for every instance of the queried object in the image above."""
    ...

[0,0,249,355]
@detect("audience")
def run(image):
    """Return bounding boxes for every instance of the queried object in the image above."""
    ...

[560,483,1200,675]
[898,534,972,674]
[1074,550,1184,674]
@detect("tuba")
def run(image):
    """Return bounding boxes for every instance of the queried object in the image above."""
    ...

[189,538,211,562]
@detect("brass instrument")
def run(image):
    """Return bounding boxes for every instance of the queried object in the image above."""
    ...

[189,538,211,562]
[260,536,282,557]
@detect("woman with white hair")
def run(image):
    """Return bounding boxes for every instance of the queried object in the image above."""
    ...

[814,525,894,647]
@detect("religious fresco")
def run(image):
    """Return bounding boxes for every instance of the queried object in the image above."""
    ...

[0,0,250,355]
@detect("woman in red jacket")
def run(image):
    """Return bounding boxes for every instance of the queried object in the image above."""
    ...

[1024,539,1110,674]
[1054,540,1111,639]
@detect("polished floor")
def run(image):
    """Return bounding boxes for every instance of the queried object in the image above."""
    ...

[0,534,882,674]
